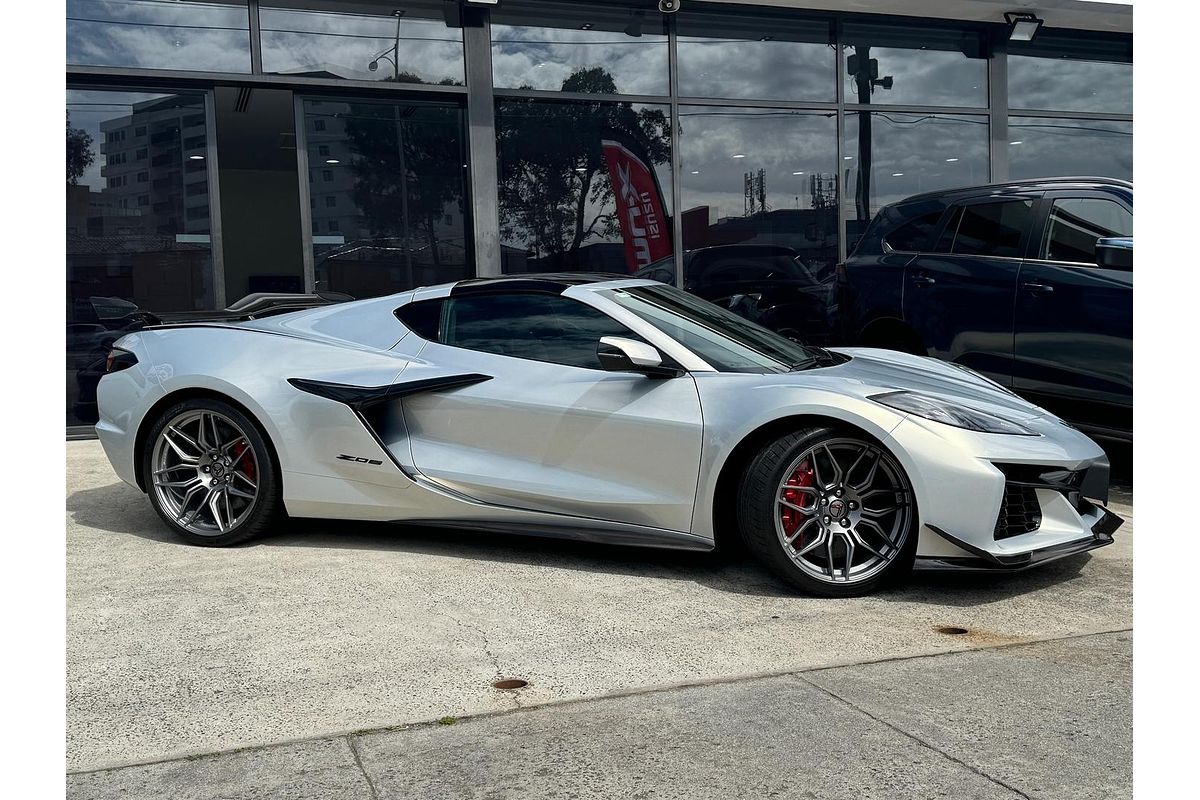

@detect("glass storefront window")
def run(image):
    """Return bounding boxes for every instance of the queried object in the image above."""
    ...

[676,13,834,102]
[842,112,989,247]
[678,106,838,275]
[261,1,464,86]
[67,0,252,73]
[1008,117,1132,181]
[303,98,470,299]
[491,1,668,96]
[1008,56,1131,114]
[496,98,673,274]
[841,24,988,108]
[675,106,839,343]
[67,88,218,426]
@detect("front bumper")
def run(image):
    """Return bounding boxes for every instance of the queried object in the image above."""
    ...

[916,506,1122,572]
[887,411,1120,568]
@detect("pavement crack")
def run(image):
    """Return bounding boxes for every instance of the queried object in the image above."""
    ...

[345,735,380,800]
[795,674,1034,800]
[401,576,517,708]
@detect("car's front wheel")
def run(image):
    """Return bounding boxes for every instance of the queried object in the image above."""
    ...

[737,427,917,597]
[143,398,281,546]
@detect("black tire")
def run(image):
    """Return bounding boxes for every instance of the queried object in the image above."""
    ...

[142,398,281,546]
[736,426,917,597]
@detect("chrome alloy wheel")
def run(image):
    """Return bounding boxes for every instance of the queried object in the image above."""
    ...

[774,438,913,585]
[151,409,260,536]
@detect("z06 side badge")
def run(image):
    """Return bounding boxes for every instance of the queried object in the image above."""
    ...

[337,454,383,465]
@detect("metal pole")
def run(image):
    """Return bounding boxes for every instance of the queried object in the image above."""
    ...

[463,11,501,277]
[395,105,413,289]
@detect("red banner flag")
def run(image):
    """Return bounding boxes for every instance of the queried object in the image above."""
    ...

[600,138,673,273]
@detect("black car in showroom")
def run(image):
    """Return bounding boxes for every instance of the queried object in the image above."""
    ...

[838,177,1132,441]
[637,244,837,345]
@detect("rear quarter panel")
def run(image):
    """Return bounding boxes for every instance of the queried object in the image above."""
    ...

[106,326,421,497]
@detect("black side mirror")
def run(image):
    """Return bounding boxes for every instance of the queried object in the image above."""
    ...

[1095,237,1133,271]
[597,336,681,379]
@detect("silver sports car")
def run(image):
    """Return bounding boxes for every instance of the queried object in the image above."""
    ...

[95,274,1122,597]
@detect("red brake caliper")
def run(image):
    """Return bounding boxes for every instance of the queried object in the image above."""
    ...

[231,441,255,482]
[780,458,814,544]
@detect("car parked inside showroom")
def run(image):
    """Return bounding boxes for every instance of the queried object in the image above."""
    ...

[838,177,1132,442]
[636,244,838,346]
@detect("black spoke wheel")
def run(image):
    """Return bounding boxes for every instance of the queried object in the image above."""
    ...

[737,426,918,597]
[143,398,281,546]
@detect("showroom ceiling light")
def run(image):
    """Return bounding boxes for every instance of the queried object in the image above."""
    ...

[1010,140,1023,145]
[732,153,746,158]
[945,157,959,162]
[325,159,340,164]
[1004,11,1043,42]
[188,154,204,160]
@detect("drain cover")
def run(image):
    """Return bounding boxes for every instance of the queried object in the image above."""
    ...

[492,678,528,690]
[935,626,970,636]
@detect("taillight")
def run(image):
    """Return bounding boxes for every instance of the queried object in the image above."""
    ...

[105,349,138,374]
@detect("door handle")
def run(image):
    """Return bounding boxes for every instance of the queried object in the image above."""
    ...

[1022,282,1054,295]
[911,275,936,287]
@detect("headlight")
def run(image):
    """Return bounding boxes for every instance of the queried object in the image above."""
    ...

[871,391,1036,436]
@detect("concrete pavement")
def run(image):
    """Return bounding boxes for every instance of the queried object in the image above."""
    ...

[66,439,1132,790]
[67,632,1131,799]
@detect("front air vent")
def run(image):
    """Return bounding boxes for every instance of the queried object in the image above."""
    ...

[995,482,1041,540]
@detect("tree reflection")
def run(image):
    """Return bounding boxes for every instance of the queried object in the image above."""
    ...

[497,67,670,268]
[66,112,95,186]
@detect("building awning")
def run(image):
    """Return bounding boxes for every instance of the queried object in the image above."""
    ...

[697,0,1132,34]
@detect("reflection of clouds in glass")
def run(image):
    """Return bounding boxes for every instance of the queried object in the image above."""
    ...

[491,25,668,95]
[1009,56,1131,113]
[67,0,252,72]
[260,8,463,83]
[842,47,987,108]
[1009,117,1132,181]
[843,112,990,213]
[679,108,837,219]
[677,39,835,102]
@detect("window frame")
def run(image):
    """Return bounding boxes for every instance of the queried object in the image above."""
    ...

[934,194,1042,261]
[1027,190,1134,268]
[396,290,651,372]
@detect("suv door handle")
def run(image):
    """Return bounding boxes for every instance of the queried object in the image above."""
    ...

[1022,282,1054,295]
[911,275,936,287]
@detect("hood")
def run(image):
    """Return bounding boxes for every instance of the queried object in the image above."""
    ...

[825,347,1049,422]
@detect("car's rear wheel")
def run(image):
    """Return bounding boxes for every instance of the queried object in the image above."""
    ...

[144,399,281,546]
[737,427,917,597]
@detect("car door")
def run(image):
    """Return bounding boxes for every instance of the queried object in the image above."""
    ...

[902,194,1040,384]
[1013,192,1133,434]
[399,290,705,533]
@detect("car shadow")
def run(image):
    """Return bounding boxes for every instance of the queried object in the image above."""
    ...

[67,480,1098,604]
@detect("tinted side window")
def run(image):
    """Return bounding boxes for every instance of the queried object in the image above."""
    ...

[394,299,444,340]
[933,207,962,253]
[1042,198,1133,264]
[949,200,1033,258]
[884,211,945,253]
[442,293,638,370]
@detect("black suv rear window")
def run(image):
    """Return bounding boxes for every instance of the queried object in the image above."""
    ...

[944,200,1033,258]
[884,211,944,253]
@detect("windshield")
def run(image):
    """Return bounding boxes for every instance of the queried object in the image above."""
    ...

[598,284,831,373]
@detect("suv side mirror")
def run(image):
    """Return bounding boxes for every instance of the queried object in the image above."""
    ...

[1095,237,1133,271]
[597,336,680,378]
